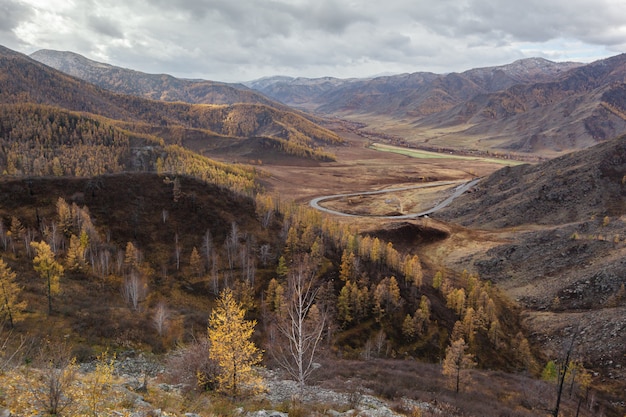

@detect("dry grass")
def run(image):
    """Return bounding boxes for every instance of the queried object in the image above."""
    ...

[309,357,615,417]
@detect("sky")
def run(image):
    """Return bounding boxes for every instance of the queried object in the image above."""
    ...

[1,0,625,83]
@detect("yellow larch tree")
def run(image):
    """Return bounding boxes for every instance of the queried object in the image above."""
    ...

[0,257,26,328]
[30,241,64,315]
[208,288,263,398]
[442,337,475,393]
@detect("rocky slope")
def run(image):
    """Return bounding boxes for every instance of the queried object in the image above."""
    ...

[433,135,626,381]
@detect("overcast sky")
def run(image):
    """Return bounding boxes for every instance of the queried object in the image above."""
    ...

[2,0,625,82]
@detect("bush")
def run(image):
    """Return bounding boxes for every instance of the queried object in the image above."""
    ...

[163,337,219,393]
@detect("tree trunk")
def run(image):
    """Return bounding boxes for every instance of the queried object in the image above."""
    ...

[47,272,52,315]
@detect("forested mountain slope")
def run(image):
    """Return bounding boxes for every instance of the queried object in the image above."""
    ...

[0,45,342,162]
[433,136,626,381]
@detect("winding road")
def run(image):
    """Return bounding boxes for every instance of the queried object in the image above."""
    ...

[310,178,481,219]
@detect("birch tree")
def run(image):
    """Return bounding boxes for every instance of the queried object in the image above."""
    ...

[271,256,326,393]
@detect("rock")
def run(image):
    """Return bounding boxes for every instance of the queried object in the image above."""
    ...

[245,411,288,417]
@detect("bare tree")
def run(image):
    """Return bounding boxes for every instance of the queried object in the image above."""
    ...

[271,255,326,393]
[202,229,213,271]
[152,301,170,337]
[224,222,239,279]
[261,208,273,229]
[211,252,220,295]
[97,249,111,279]
[30,340,78,416]
[553,328,579,417]
[174,233,182,271]
[122,271,148,311]
[259,243,272,267]
[0,221,7,251]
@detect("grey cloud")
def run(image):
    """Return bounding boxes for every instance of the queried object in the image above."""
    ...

[0,0,31,31]
[87,15,124,38]
[6,0,625,82]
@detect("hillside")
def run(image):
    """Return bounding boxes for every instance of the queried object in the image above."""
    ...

[433,136,626,381]
[0,45,342,162]
[30,49,291,109]
[419,54,626,154]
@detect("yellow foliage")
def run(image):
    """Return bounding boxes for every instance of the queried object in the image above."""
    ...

[208,289,264,397]
[30,240,64,315]
[0,257,27,328]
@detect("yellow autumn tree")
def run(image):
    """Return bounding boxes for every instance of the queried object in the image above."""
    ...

[0,257,27,328]
[442,338,475,393]
[208,288,263,397]
[31,241,64,315]
[81,349,116,417]
[65,234,87,272]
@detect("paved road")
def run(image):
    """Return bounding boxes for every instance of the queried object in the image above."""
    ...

[309,178,481,219]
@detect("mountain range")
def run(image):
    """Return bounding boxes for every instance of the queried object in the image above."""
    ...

[245,55,626,156]
[33,48,626,157]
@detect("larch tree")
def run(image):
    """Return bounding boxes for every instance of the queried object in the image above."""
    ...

[0,258,26,328]
[30,241,64,315]
[189,246,203,278]
[208,288,263,398]
[65,234,87,272]
[442,337,475,394]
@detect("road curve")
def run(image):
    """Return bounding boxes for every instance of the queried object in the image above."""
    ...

[309,178,481,219]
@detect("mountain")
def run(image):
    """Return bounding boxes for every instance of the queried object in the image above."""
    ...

[247,57,625,156]
[247,58,581,117]
[0,45,342,164]
[433,136,626,378]
[419,54,626,154]
[30,49,286,109]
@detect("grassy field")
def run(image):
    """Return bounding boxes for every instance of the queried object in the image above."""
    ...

[369,143,525,166]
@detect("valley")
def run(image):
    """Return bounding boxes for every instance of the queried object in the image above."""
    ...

[0,45,624,416]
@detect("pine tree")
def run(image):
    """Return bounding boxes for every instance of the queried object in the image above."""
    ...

[31,241,64,315]
[0,258,26,328]
[208,289,263,397]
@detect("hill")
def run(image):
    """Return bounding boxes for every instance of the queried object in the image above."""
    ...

[433,136,626,381]
[0,45,342,163]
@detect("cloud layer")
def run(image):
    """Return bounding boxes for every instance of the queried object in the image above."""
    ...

[3,0,625,81]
